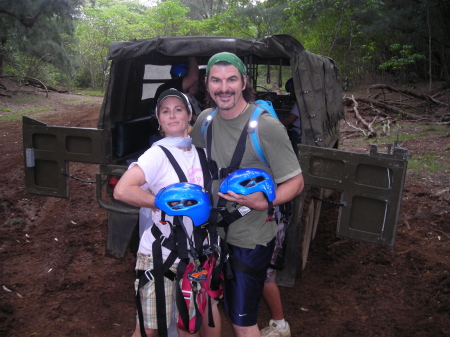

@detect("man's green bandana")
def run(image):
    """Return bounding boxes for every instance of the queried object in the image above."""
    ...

[206,52,247,76]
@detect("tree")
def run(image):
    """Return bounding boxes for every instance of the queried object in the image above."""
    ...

[179,0,227,20]
[75,0,149,89]
[0,0,83,76]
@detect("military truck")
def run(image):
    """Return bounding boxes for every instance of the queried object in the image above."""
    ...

[22,34,409,287]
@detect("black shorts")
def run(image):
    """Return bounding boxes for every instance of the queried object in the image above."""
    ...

[223,239,275,326]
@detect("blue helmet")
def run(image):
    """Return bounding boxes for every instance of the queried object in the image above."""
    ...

[170,63,188,78]
[285,78,293,92]
[219,168,276,202]
[155,183,211,226]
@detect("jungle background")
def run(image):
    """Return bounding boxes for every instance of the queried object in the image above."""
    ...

[0,0,449,91]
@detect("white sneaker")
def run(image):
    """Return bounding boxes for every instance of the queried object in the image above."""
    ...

[260,319,291,337]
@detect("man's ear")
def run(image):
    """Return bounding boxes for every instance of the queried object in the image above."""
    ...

[242,75,247,90]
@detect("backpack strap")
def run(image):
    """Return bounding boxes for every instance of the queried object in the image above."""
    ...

[203,103,279,280]
[248,100,279,167]
[201,101,278,168]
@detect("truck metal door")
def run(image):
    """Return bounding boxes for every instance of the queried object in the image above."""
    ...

[277,143,409,287]
[23,116,106,198]
[297,143,409,247]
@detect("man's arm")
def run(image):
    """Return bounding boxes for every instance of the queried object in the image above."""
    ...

[280,103,299,128]
[280,113,298,128]
[182,57,199,93]
[218,173,304,211]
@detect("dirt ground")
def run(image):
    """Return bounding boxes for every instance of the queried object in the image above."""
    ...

[0,82,449,337]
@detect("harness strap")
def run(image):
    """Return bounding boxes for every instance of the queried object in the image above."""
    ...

[204,108,278,280]
[175,262,203,333]
[158,146,187,182]
[228,255,267,279]
[137,146,210,335]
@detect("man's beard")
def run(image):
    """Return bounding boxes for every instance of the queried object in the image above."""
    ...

[214,91,237,110]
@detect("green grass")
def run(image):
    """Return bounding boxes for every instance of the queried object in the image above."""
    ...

[408,152,442,173]
[0,107,13,112]
[0,106,52,121]
[0,113,23,121]
[359,123,449,145]
[64,100,102,105]
[74,89,103,96]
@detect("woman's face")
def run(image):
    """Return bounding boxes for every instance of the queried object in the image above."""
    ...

[157,96,191,138]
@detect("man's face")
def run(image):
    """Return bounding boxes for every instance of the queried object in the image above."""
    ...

[206,64,247,111]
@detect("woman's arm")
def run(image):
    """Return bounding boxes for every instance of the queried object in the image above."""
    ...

[113,165,158,211]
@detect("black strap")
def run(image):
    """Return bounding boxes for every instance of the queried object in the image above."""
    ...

[159,145,211,188]
[196,146,211,188]
[175,263,203,333]
[150,145,208,334]
[136,226,168,337]
[158,145,187,182]
[228,255,267,279]
[204,110,278,280]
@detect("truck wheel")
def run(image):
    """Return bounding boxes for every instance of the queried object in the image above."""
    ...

[298,197,315,273]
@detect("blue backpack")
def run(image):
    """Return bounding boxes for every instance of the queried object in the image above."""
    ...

[201,100,279,167]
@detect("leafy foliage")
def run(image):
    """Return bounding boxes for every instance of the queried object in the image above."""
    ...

[0,0,82,77]
[1,0,449,89]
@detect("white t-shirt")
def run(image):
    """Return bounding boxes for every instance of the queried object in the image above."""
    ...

[129,145,204,261]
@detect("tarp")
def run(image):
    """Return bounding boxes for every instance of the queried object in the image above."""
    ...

[104,34,344,148]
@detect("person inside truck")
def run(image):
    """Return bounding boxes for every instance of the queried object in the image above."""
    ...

[186,79,203,120]
[279,78,301,155]
[113,89,220,337]
[191,52,304,337]
[153,57,199,112]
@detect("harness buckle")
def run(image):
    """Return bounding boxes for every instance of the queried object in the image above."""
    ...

[144,269,154,282]
[218,167,232,179]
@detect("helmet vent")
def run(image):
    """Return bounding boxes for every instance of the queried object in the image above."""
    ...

[240,176,265,188]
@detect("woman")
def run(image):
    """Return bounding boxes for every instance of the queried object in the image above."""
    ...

[114,89,220,337]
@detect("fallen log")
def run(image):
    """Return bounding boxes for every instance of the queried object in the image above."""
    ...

[355,97,421,120]
[0,75,48,97]
[368,84,448,107]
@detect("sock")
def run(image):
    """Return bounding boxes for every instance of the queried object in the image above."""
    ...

[273,319,286,329]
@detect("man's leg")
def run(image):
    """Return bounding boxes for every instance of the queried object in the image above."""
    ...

[260,218,291,337]
[262,282,284,320]
[233,324,261,337]
[223,241,275,337]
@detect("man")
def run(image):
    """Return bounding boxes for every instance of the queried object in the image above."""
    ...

[191,52,304,337]
[280,78,301,155]
[186,79,203,121]
[153,57,199,109]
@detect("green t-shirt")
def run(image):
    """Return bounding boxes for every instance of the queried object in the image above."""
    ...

[191,103,302,249]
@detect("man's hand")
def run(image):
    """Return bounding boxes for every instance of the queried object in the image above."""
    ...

[217,190,269,211]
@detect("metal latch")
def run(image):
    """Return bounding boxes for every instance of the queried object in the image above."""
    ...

[25,148,35,167]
